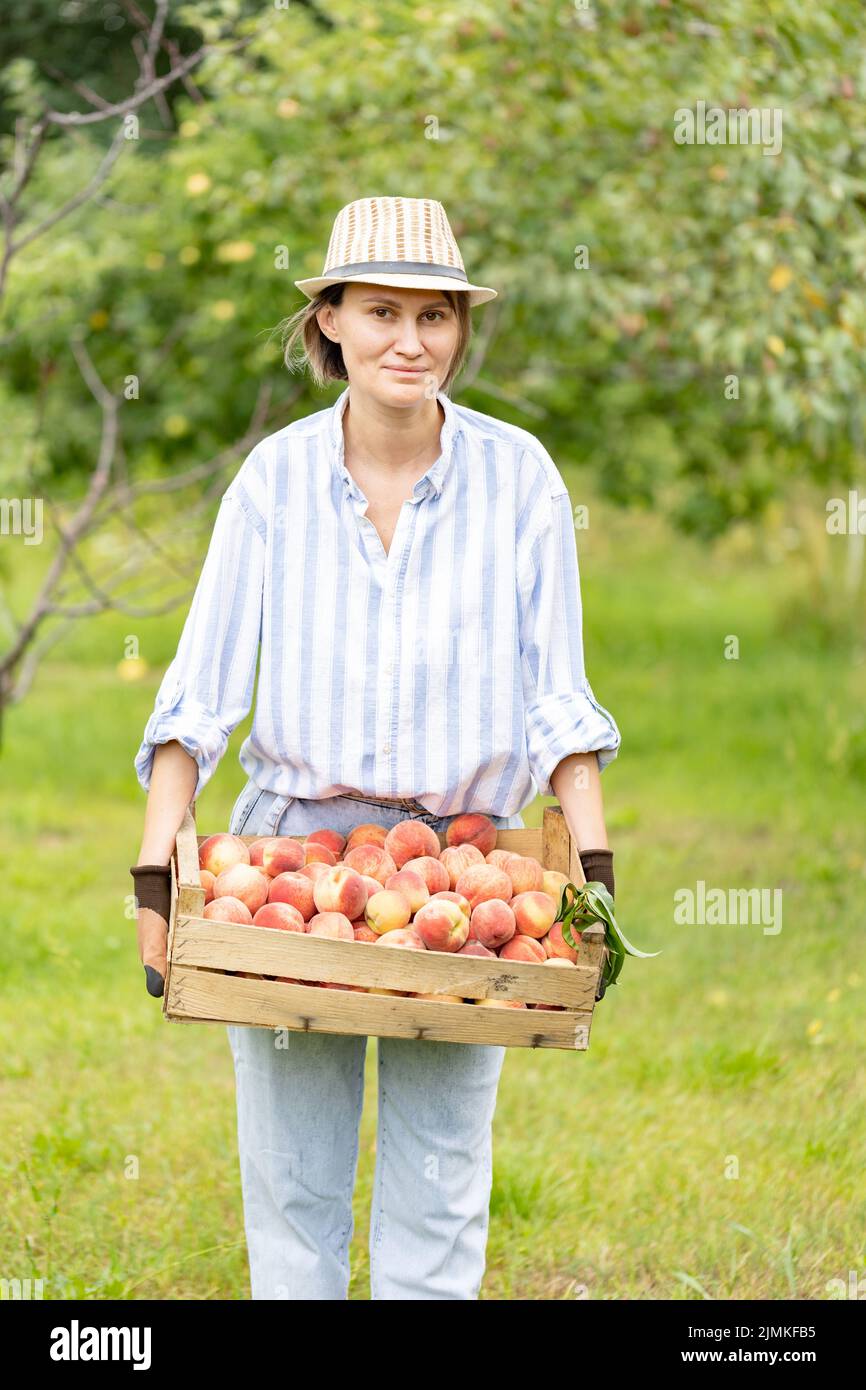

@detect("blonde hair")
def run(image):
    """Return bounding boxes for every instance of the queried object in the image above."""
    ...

[277,284,473,395]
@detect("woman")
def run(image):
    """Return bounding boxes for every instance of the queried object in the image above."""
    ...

[131,196,621,1300]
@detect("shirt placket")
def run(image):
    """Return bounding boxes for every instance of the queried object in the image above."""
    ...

[377,498,419,794]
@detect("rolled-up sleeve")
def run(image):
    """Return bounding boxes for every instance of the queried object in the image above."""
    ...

[134,487,266,799]
[517,483,621,798]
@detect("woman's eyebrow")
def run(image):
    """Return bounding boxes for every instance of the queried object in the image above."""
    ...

[359,295,451,310]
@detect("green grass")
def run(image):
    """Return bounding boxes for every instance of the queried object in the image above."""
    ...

[2,485,864,1300]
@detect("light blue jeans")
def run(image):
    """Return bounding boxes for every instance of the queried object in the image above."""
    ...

[225,780,525,1301]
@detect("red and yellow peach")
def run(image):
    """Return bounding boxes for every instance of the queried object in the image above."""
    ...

[261,836,305,876]
[412,899,470,953]
[252,902,306,932]
[313,864,368,920]
[511,890,558,940]
[454,863,513,912]
[445,812,497,856]
[203,895,253,924]
[199,833,250,876]
[470,899,517,950]
[213,863,270,916]
[364,889,412,935]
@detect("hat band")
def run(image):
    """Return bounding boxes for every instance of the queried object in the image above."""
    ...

[323,259,469,282]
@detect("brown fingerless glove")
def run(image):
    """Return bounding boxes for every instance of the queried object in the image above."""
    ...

[577,848,614,1002]
[130,864,172,997]
[578,848,614,901]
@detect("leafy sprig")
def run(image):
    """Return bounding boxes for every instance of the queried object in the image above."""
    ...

[555,881,660,992]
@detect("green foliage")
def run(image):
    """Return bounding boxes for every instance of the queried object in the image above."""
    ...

[1,0,864,534]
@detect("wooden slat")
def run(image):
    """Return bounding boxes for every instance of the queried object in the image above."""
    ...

[176,806,201,894]
[172,916,598,1007]
[166,967,593,1049]
[162,852,178,1013]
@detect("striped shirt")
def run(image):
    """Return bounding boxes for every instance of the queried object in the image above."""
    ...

[134,383,621,817]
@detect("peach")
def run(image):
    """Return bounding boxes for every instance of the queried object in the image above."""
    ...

[504,854,544,895]
[445,812,498,856]
[306,828,346,856]
[430,890,471,921]
[376,928,426,950]
[499,935,546,964]
[544,920,579,962]
[454,863,513,912]
[313,864,368,920]
[384,819,442,869]
[475,997,527,1009]
[414,992,466,1003]
[307,912,354,941]
[304,841,337,866]
[200,869,216,904]
[384,868,429,914]
[203,895,253,925]
[261,836,305,876]
[470,899,517,950]
[412,899,470,953]
[252,902,306,932]
[360,873,385,898]
[486,848,513,870]
[403,855,450,894]
[268,870,316,921]
[199,833,250,876]
[366,986,411,997]
[365,889,412,935]
[213,863,270,916]
[343,844,397,885]
[346,823,388,850]
[439,843,484,888]
[458,940,497,957]
[353,922,379,943]
[511,890,558,939]
[299,861,331,884]
[248,838,270,867]
[542,869,570,903]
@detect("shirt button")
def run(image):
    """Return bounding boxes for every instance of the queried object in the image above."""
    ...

[382,743,392,755]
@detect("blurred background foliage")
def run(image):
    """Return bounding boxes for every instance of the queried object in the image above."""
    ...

[1,0,864,543]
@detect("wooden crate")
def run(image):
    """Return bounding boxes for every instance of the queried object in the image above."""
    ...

[164,804,608,1050]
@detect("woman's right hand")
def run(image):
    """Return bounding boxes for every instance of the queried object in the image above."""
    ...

[132,742,199,998]
[131,864,173,997]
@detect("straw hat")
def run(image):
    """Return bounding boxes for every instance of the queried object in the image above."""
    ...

[293,196,497,307]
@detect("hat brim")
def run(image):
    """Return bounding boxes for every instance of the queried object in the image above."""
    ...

[293,272,497,307]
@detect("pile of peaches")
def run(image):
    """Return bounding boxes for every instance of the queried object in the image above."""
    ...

[195,813,580,1010]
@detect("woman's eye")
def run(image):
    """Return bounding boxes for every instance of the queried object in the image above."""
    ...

[372,308,445,321]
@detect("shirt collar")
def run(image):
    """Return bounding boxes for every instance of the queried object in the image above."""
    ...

[329,382,460,502]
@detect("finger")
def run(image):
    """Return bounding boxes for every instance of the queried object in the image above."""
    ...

[138,906,168,991]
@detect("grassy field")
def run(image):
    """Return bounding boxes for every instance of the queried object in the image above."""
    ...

[2,481,864,1300]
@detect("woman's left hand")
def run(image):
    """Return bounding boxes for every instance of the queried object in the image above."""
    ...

[578,847,614,901]
[577,848,615,1002]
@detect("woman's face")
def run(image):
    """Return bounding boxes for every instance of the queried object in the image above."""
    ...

[316,283,461,402]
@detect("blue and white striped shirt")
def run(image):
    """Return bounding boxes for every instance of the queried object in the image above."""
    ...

[134,384,621,817]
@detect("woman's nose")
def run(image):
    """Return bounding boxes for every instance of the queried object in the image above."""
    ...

[393,320,424,353]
